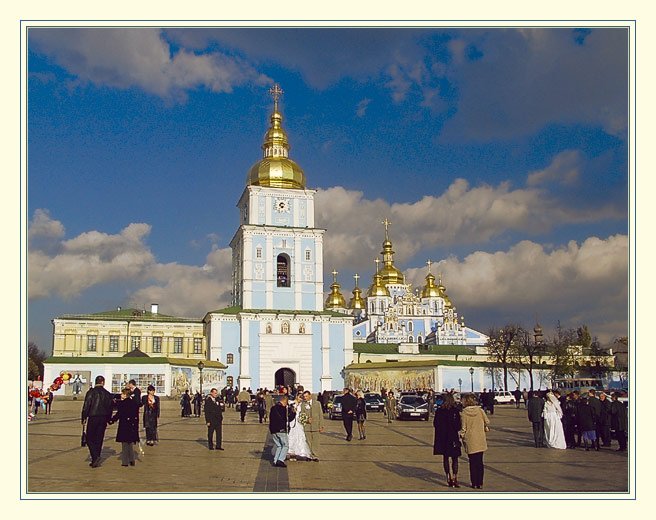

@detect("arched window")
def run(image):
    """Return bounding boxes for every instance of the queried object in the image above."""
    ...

[227,376,234,386]
[370,302,375,313]
[417,334,423,344]
[379,301,384,313]
[226,353,234,364]
[299,323,306,334]
[408,335,414,342]
[408,321,414,332]
[277,254,290,287]
[282,321,290,334]
[266,323,272,334]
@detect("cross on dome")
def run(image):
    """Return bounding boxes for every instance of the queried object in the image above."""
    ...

[354,273,360,286]
[381,218,391,240]
[427,259,433,273]
[331,269,339,282]
[269,84,284,111]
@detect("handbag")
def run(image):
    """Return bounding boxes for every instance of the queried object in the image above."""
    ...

[81,425,87,447]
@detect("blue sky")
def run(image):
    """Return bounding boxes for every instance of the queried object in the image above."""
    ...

[27,26,629,351]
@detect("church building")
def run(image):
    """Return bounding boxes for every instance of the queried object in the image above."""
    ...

[203,86,354,392]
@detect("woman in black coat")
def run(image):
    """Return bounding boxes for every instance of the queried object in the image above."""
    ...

[433,392,462,488]
[355,391,367,440]
[141,384,160,446]
[181,390,192,417]
[110,388,141,466]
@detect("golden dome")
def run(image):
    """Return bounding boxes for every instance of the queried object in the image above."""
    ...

[325,270,346,309]
[348,274,366,310]
[246,86,306,190]
[422,272,441,298]
[367,272,391,297]
[379,218,404,285]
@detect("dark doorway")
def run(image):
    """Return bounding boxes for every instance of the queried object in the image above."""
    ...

[274,368,296,388]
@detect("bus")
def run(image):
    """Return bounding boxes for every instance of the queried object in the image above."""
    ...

[553,377,604,393]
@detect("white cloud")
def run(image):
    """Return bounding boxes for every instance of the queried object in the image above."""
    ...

[130,246,233,318]
[356,98,372,117]
[28,211,155,300]
[30,28,270,100]
[404,235,628,343]
[527,150,583,186]
[315,177,623,273]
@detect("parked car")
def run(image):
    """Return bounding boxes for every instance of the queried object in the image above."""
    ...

[328,394,346,420]
[395,395,430,420]
[364,393,384,412]
[493,390,515,404]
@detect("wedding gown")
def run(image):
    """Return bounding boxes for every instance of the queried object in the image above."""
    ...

[543,393,567,449]
[287,403,312,459]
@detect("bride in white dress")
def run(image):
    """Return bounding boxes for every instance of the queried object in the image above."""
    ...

[543,392,567,449]
[288,395,312,460]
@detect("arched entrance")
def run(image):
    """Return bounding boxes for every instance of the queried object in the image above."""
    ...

[274,367,296,388]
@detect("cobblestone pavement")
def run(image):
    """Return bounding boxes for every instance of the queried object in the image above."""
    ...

[26,400,629,495]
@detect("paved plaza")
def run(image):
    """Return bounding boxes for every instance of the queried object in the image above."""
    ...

[26,399,629,495]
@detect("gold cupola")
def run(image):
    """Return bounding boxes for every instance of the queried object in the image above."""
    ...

[348,273,366,310]
[367,259,391,297]
[421,259,441,298]
[247,84,306,190]
[325,269,346,310]
[378,218,405,285]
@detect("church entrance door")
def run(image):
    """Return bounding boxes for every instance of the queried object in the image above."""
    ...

[274,368,296,388]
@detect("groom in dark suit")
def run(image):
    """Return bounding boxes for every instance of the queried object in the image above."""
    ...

[527,391,545,448]
[341,388,358,441]
[205,388,225,450]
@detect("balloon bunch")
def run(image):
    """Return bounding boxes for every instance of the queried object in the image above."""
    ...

[49,372,72,392]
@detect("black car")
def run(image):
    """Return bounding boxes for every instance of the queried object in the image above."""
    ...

[396,395,430,420]
[364,393,384,412]
[328,394,347,420]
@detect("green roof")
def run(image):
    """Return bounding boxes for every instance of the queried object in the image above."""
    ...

[346,359,495,370]
[417,344,478,355]
[353,343,399,354]
[57,308,202,323]
[43,356,226,369]
[207,306,350,318]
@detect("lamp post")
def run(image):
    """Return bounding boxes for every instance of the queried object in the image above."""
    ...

[469,367,475,392]
[197,361,205,396]
[458,378,462,393]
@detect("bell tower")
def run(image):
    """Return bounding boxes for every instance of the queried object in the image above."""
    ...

[230,85,325,311]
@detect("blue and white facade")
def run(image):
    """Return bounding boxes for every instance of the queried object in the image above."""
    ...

[204,97,353,392]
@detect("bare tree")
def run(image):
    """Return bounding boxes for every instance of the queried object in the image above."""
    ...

[28,342,47,381]
[486,325,521,391]
[511,327,546,391]
[545,321,576,386]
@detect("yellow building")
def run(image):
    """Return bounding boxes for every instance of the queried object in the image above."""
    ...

[44,305,225,397]
[52,306,207,359]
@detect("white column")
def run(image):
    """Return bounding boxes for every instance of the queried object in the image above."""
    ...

[320,319,332,391]
[315,234,324,311]
[343,320,354,366]
[242,233,253,309]
[209,318,222,362]
[294,234,302,309]
[265,235,274,309]
[307,191,315,227]
[238,317,252,389]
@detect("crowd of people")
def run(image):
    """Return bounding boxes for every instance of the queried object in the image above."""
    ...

[525,388,628,452]
[69,378,628,490]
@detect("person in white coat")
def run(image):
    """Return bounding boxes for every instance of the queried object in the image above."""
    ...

[543,392,567,449]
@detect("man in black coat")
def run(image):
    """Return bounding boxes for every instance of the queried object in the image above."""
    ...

[587,389,602,449]
[610,393,628,452]
[204,388,225,450]
[527,391,545,448]
[81,375,115,467]
[127,379,142,406]
[598,392,612,447]
[341,388,358,441]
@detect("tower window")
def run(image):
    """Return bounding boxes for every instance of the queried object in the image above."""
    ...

[256,246,262,259]
[408,321,414,332]
[305,249,311,261]
[277,253,290,287]
[227,353,234,364]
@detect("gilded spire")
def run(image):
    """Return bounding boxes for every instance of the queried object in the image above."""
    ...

[325,269,346,309]
[379,219,404,285]
[247,84,306,189]
[368,259,390,297]
[348,273,366,310]
[422,259,440,298]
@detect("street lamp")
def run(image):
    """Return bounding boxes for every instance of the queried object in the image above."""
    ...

[197,360,205,396]
[469,367,475,392]
[458,378,462,393]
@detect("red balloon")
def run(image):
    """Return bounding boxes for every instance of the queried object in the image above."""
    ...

[29,390,40,397]
[54,377,64,385]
